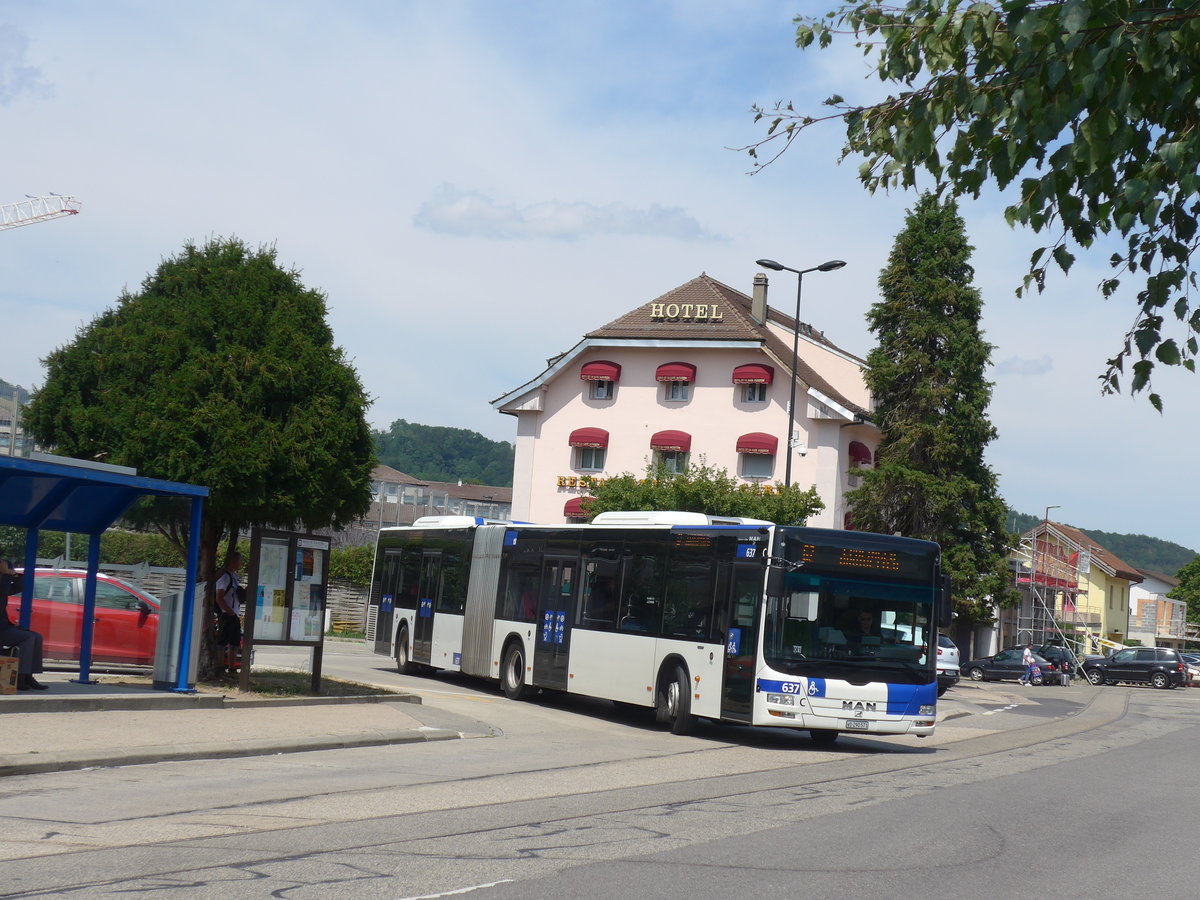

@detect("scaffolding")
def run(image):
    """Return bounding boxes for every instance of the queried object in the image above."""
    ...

[1008,527,1107,657]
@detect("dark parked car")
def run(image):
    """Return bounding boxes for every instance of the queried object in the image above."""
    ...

[1081,647,1186,688]
[1036,643,1079,678]
[963,647,1057,685]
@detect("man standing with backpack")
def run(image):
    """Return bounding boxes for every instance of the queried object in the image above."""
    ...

[214,551,244,678]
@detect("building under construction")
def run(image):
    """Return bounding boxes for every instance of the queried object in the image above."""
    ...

[1003,520,1143,657]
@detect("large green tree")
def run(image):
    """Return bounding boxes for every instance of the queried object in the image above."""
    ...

[845,194,1014,624]
[24,237,375,672]
[747,1,1200,408]
[581,460,824,525]
[1169,555,1200,625]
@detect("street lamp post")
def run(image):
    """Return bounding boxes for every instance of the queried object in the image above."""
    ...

[755,258,847,487]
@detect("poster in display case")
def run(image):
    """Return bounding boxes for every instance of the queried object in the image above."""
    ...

[243,529,332,692]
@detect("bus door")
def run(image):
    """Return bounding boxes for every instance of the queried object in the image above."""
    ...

[533,556,577,691]
[721,562,762,722]
[413,551,442,666]
[374,550,403,656]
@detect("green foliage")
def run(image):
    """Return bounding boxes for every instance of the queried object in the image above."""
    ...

[846,194,1015,625]
[0,526,185,567]
[374,419,514,486]
[581,459,824,525]
[329,543,375,586]
[1169,555,1200,623]
[22,237,376,676]
[748,1,1200,406]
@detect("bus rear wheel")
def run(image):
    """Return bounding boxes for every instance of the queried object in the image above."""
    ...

[396,627,418,676]
[657,664,696,735]
[502,642,534,700]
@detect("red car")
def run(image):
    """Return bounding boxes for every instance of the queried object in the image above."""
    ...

[5,569,161,666]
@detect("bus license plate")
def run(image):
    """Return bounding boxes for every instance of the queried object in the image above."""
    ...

[844,719,869,731]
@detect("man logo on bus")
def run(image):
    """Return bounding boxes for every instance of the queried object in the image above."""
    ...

[842,700,877,712]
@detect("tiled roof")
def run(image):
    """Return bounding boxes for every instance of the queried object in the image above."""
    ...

[1049,522,1143,583]
[584,273,868,418]
[372,465,512,502]
[586,275,766,341]
[371,465,425,485]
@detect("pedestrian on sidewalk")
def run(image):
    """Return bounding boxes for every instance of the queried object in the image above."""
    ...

[214,551,244,678]
[0,557,47,691]
[1018,643,1036,686]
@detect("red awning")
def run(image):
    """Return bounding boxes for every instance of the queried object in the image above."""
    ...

[650,430,691,452]
[655,362,696,383]
[849,441,872,466]
[580,360,621,382]
[736,432,778,455]
[732,364,774,385]
[568,427,609,449]
[564,496,592,517]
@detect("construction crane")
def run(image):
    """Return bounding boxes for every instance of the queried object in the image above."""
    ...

[0,193,81,231]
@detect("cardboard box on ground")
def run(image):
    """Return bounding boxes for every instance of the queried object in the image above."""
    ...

[0,655,17,694]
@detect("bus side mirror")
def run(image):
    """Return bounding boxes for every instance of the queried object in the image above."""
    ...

[938,574,953,629]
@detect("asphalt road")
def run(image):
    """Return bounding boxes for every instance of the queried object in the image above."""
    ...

[1,643,1197,899]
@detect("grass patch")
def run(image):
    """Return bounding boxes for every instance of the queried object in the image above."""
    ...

[197,668,402,698]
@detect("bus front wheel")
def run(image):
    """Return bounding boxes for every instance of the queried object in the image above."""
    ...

[657,664,696,735]
[502,642,534,701]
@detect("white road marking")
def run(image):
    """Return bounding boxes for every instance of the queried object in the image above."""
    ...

[396,880,514,899]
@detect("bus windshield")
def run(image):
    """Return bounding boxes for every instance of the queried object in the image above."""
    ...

[763,569,935,683]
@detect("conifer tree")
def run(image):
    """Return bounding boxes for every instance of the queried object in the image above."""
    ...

[846,194,1014,624]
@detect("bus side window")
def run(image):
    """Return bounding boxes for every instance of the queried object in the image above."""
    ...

[618,544,666,634]
[501,566,539,623]
[664,553,716,641]
[580,558,618,630]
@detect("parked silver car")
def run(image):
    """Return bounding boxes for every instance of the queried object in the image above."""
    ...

[936,634,960,696]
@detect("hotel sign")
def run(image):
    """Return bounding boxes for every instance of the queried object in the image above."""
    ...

[649,303,723,322]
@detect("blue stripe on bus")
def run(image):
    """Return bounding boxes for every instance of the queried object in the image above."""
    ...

[757,678,934,711]
[886,681,937,714]
[757,678,819,697]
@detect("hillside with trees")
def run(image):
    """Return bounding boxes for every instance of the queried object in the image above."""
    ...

[373,420,514,486]
[1005,510,1195,575]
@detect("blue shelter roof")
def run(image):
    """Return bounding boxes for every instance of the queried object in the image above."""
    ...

[0,454,207,535]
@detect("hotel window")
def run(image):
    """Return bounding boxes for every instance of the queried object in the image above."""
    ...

[656,450,688,474]
[591,380,614,400]
[742,383,767,402]
[740,454,773,478]
[656,362,696,403]
[575,446,606,470]
[736,433,777,479]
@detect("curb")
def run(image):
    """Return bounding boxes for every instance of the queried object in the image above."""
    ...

[1,691,420,715]
[0,727,469,778]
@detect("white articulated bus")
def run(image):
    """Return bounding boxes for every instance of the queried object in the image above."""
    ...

[367,511,948,743]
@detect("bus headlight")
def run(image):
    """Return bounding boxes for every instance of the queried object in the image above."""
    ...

[766,693,795,706]
[919,704,936,716]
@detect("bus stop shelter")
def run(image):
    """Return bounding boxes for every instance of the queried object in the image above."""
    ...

[0,453,207,691]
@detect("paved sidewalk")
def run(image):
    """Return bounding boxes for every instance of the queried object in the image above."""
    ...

[0,671,498,777]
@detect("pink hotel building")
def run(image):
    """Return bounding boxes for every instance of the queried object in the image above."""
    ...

[491,272,880,527]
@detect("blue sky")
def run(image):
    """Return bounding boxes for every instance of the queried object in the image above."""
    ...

[2,1,1195,555]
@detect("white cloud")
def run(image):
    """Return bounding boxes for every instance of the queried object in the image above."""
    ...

[413,184,718,242]
[0,24,48,105]
[995,355,1053,376]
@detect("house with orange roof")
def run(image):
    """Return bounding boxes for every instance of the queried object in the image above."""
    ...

[1003,520,1143,655]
